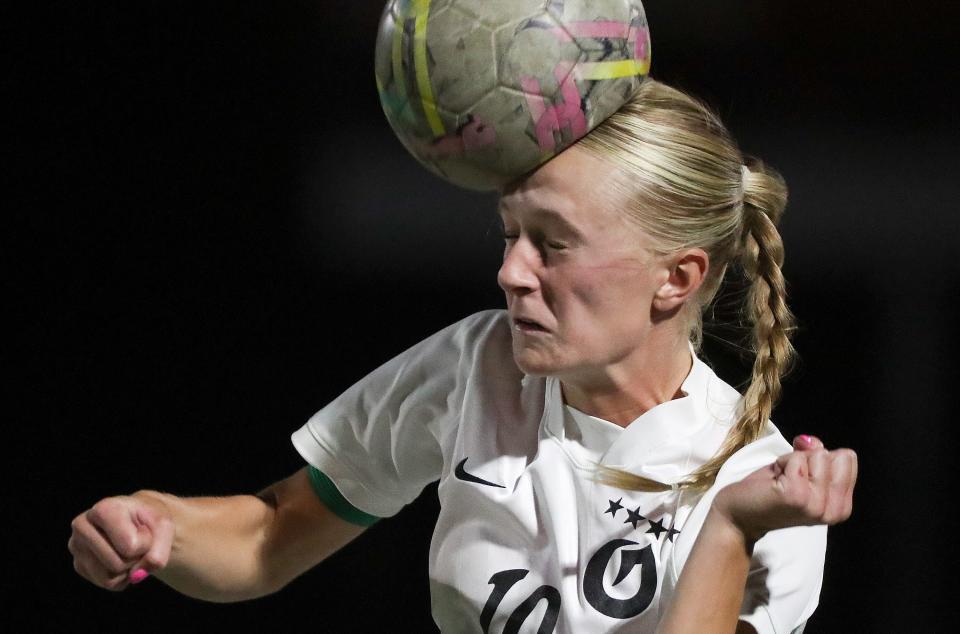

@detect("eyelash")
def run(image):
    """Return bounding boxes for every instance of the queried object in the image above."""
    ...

[501,232,567,251]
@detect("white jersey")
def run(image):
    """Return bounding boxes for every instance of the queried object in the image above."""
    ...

[292,310,825,634]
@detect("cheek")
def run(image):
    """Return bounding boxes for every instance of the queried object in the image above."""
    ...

[561,267,650,313]
[559,269,656,342]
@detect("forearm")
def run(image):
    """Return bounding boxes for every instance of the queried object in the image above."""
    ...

[133,490,279,602]
[657,507,754,634]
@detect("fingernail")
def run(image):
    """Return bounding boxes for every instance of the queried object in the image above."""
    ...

[130,569,149,584]
[799,435,814,446]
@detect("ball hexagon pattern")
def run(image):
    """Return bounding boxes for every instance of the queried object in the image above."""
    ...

[375,0,651,191]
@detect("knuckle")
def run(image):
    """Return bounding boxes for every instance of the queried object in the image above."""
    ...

[831,448,851,460]
[829,477,847,492]
[836,449,859,469]
[104,558,128,577]
[806,493,827,518]
[74,558,104,588]
[89,498,110,515]
[787,450,806,463]
[90,496,123,518]
[115,534,140,559]
[86,508,104,528]
[827,501,852,524]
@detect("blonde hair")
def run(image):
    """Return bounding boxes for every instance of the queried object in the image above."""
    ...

[577,79,796,492]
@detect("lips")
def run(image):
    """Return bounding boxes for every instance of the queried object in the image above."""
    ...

[512,316,548,332]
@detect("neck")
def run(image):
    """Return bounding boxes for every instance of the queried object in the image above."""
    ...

[560,334,692,428]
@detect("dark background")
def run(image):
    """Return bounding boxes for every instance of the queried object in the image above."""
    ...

[9,1,959,631]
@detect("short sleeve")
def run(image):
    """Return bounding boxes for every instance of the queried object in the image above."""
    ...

[670,430,827,634]
[291,310,508,518]
[739,523,826,634]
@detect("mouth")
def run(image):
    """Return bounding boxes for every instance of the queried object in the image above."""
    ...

[513,317,549,333]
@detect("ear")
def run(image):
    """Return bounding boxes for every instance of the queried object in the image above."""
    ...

[652,248,709,313]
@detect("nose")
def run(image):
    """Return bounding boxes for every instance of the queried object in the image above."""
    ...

[497,238,540,296]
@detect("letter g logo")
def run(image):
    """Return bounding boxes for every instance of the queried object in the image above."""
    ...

[583,539,658,619]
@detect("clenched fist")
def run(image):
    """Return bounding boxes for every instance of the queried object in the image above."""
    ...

[714,435,858,544]
[68,493,174,590]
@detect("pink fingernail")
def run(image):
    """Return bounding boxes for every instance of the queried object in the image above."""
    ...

[799,435,814,446]
[130,569,149,584]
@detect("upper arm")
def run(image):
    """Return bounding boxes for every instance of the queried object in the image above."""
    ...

[256,468,368,591]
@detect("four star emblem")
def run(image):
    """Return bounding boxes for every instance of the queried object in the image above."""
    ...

[602,498,681,541]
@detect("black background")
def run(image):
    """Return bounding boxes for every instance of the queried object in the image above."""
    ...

[9,1,959,631]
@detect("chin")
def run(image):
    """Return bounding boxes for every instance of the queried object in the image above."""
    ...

[512,349,564,378]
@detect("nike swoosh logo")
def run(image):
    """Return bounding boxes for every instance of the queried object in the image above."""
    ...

[454,458,505,489]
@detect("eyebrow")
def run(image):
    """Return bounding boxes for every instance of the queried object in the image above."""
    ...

[498,205,586,240]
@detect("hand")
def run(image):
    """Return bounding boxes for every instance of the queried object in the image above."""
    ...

[712,435,858,545]
[68,493,175,590]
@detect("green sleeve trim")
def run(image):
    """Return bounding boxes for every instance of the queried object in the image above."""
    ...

[307,466,381,527]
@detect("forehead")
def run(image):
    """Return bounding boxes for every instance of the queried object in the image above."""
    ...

[498,146,631,233]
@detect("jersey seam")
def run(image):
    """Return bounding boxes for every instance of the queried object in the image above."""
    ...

[302,420,407,515]
[307,466,381,527]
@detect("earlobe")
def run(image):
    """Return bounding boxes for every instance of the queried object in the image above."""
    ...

[652,249,709,312]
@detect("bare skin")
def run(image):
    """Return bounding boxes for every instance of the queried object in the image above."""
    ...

[69,468,363,600]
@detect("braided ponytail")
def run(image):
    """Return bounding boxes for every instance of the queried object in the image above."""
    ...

[580,81,798,493]
[677,159,796,490]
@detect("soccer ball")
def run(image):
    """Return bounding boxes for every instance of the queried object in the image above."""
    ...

[374,0,651,191]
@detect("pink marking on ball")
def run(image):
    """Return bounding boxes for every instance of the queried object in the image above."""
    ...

[553,62,587,140]
[565,21,630,40]
[521,63,587,152]
[520,76,556,152]
[632,26,650,60]
[422,135,464,158]
[546,27,574,43]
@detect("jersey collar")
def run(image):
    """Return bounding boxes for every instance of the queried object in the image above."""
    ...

[542,344,729,482]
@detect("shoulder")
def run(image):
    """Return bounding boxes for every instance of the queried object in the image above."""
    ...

[450,309,512,346]
[451,309,528,396]
[425,309,510,350]
[388,309,512,372]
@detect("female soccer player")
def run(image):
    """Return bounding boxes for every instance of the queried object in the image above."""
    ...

[69,79,857,633]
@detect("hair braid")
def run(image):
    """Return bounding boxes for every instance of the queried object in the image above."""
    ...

[678,160,796,490]
[582,81,797,493]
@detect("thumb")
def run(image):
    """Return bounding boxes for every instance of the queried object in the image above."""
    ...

[128,505,175,584]
[793,434,824,451]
